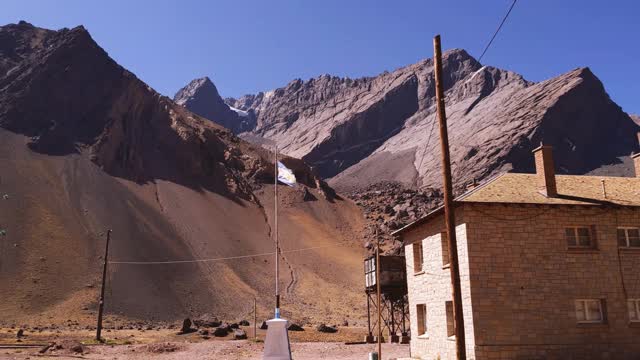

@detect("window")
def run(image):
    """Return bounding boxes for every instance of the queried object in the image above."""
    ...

[364,258,376,288]
[565,226,595,248]
[575,299,605,323]
[441,232,450,267]
[445,301,455,337]
[628,299,640,322]
[416,304,427,336]
[413,242,423,274]
[618,227,640,248]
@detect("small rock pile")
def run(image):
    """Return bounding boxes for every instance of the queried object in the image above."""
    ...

[177,317,248,339]
[316,324,338,333]
[39,341,84,355]
[233,329,247,339]
[144,343,181,354]
[178,318,196,334]
[287,323,304,331]
[192,314,221,328]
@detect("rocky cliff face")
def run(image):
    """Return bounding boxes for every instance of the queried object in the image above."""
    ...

[0,22,332,198]
[0,22,364,325]
[179,50,640,251]
[219,50,640,194]
[174,77,256,134]
[225,70,422,179]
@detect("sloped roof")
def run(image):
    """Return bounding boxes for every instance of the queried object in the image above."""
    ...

[459,173,640,206]
[392,172,640,236]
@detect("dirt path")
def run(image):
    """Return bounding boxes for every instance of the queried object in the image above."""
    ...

[1,341,409,359]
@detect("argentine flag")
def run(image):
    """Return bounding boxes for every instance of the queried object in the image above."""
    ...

[277,161,297,187]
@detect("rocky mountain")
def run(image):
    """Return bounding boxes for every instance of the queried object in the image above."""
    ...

[584,113,640,179]
[183,50,640,196]
[177,50,640,250]
[174,77,256,134]
[0,21,366,326]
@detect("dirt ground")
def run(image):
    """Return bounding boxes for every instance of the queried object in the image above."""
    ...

[0,326,410,359]
[1,342,409,360]
[0,129,369,327]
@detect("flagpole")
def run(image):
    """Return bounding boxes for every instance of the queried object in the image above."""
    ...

[263,143,292,360]
[274,144,280,319]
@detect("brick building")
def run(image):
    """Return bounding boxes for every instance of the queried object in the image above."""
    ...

[393,146,640,359]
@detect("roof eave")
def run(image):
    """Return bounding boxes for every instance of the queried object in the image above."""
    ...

[390,205,445,236]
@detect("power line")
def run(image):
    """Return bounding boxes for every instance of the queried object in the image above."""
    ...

[108,241,356,265]
[435,0,517,187]
[415,0,517,188]
[414,114,437,188]
[478,0,518,63]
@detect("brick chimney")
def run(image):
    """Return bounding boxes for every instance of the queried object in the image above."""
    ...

[533,145,557,197]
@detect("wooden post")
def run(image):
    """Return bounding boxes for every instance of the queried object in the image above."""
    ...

[433,34,466,360]
[254,297,258,340]
[366,294,372,337]
[375,243,382,358]
[96,229,112,342]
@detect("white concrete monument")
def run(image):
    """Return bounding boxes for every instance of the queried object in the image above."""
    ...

[262,318,292,360]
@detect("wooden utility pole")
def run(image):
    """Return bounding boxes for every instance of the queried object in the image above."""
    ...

[375,242,382,359]
[96,229,112,342]
[254,297,258,339]
[433,34,466,360]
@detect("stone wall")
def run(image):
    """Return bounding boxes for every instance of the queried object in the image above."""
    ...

[402,203,640,359]
[403,208,476,359]
[465,203,640,360]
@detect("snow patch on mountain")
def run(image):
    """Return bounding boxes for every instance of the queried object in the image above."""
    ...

[229,106,249,117]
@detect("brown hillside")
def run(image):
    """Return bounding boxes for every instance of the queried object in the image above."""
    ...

[0,22,367,326]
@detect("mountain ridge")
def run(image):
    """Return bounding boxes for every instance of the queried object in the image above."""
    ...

[176,50,639,249]
[179,50,640,193]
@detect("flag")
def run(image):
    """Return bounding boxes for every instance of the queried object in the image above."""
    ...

[277,161,296,187]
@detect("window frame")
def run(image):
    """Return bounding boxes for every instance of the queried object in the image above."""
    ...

[412,241,424,274]
[441,232,450,268]
[445,300,455,338]
[364,258,376,288]
[565,226,596,249]
[617,227,640,248]
[628,299,640,323]
[574,299,605,324]
[416,304,428,337]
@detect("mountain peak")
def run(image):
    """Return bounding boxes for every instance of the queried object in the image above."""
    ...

[192,76,213,87]
[174,76,219,105]
[16,20,34,28]
[444,48,472,57]
[173,76,256,133]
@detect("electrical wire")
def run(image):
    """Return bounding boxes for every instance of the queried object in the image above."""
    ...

[414,114,437,188]
[478,0,518,63]
[108,241,357,265]
[415,0,518,189]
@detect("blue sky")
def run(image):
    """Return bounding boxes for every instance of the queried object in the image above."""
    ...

[2,0,639,114]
